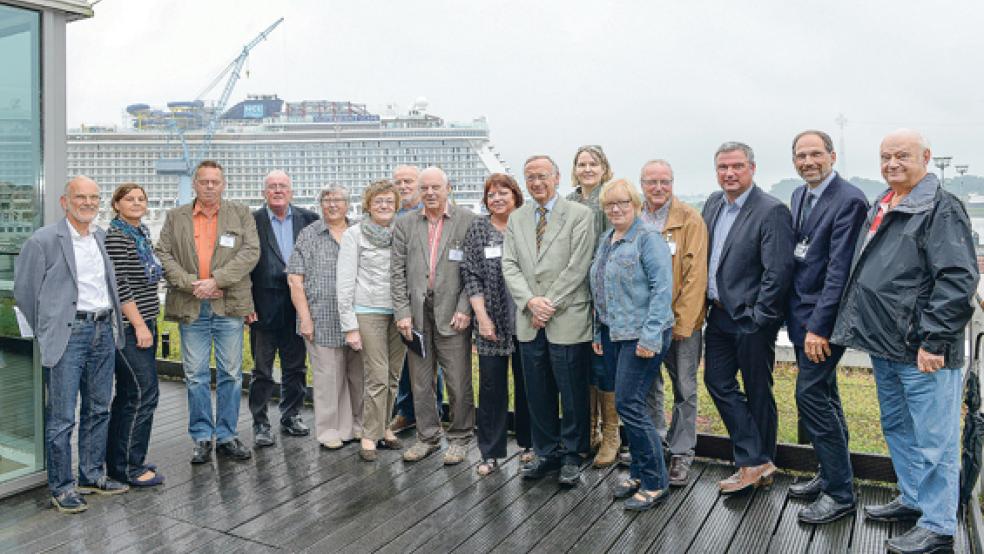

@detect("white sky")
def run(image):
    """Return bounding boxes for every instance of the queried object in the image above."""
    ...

[67,0,984,195]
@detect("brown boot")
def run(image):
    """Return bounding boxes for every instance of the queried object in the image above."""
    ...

[588,386,601,451]
[593,391,620,467]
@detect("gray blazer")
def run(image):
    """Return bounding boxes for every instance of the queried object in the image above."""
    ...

[14,219,124,368]
[502,196,596,344]
[391,204,476,337]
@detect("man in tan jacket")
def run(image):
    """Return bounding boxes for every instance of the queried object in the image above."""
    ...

[637,159,708,486]
[157,160,260,464]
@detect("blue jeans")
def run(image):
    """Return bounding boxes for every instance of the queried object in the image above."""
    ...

[871,356,961,536]
[107,321,160,482]
[44,319,115,495]
[603,325,672,491]
[394,356,445,421]
[590,351,615,391]
[179,301,244,444]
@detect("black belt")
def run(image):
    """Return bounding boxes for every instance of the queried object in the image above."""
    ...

[76,310,111,322]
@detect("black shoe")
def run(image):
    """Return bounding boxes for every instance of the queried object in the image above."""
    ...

[864,497,922,522]
[558,463,582,487]
[77,476,130,496]
[618,451,632,467]
[624,489,669,512]
[788,472,824,500]
[253,423,275,448]
[51,490,88,514]
[216,438,252,460]
[281,415,310,437]
[885,526,954,553]
[613,478,641,499]
[521,457,561,480]
[797,493,856,524]
[190,440,212,464]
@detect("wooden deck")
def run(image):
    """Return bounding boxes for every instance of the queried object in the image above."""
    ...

[0,380,975,553]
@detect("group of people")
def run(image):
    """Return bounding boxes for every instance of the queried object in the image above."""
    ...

[14,127,977,554]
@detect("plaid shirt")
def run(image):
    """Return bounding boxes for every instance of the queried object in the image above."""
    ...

[286,220,348,347]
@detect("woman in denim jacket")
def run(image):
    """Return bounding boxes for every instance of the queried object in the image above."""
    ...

[589,178,674,511]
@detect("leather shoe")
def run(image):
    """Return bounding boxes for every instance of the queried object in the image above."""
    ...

[521,457,561,480]
[624,488,669,512]
[281,415,310,436]
[613,478,641,499]
[788,472,823,500]
[253,424,275,448]
[885,525,954,553]
[797,493,856,524]
[719,462,776,495]
[216,438,252,460]
[190,440,212,464]
[51,490,88,514]
[864,497,922,522]
[668,455,693,487]
[618,451,632,467]
[557,463,582,487]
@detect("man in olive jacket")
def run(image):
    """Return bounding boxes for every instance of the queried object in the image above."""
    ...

[157,160,260,464]
[831,129,978,554]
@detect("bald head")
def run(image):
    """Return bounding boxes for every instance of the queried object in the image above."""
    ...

[419,167,450,214]
[61,176,101,232]
[880,129,931,191]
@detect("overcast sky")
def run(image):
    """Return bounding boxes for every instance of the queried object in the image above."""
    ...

[67,0,984,195]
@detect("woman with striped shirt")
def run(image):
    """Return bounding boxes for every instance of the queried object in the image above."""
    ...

[104,183,164,487]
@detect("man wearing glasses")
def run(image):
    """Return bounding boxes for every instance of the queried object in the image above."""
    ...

[701,142,794,495]
[636,160,708,487]
[502,155,596,487]
[246,170,319,447]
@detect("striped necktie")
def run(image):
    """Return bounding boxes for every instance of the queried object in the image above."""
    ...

[536,207,547,252]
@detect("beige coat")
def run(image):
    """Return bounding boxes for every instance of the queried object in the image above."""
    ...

[502,197,596,344]
[661,197,708,336]
[156,200,260,324]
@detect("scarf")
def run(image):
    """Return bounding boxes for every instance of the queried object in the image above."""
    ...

[110,216,163,284]
[361,219,393,249]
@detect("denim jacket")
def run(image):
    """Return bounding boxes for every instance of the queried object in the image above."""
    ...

[589,217,674,353]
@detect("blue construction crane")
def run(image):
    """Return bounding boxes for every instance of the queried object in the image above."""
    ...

[156,17,284,205]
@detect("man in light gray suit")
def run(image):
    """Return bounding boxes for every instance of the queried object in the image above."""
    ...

[502,154,596,487]
[391,166,477,464]
[14,176,128,513]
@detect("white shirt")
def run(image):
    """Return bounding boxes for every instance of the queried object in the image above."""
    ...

[68,219,111,312]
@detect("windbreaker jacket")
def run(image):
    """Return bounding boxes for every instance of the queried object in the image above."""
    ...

[661,197,708,336]
[831,174,978,367]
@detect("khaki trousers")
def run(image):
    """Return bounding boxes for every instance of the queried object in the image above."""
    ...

[306,341,363,444]
[357,313,406,441]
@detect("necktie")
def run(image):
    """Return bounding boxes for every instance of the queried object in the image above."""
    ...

[800,193,815,230]
[536,207,547,252]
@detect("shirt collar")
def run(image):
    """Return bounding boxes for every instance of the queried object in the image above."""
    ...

[266,204,293,222]
[193,198,220,217]
[725,185,754,209]
[644,197,672,216]
[419,201,451,219]
[66,218,91,239]
[537,194,559,212]
[807,171,837,200]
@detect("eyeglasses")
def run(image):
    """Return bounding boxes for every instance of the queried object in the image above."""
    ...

[525,173,555,183]
[371,197,396,206]
[321,197,347,205]
[602,199,634,212]
[266,183,290,191]
[640,179,673,187]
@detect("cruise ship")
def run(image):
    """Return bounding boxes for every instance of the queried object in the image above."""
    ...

[67,94,510,233]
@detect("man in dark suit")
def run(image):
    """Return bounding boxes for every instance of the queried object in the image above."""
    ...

[785,131,869,524]
[247,170,319,447]
[702,142,794,495]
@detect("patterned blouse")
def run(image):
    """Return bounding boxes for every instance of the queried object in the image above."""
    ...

[460,216,517,356]
[285,219,348,348]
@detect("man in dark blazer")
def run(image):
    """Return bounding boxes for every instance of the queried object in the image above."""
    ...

[784,131,869,524]
[247,170,319,447]
[701,142,794,495]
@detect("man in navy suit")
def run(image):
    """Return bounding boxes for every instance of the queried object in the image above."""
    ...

[701,142,795,495]
[784,131,869,524]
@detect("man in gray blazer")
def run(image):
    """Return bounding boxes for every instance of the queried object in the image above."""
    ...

[391,166,476,464]
[502,154,596,487]
[14,176,128,513]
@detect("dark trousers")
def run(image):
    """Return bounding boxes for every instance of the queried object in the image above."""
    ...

[703,306,778,467]
[394,357,445,421]
[106,322,160,482]
[519,329,591,466]
[248,325,308,427]
[477,338,532,459]
[794,344,855,503]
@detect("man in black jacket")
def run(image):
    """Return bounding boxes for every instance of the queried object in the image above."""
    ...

[832,129,978,554]
[247,170,319,447]
[701,141,794,495]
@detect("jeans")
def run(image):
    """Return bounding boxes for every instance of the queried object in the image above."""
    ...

[477,338,532,459]
[248,324,307,427]
[871,356,962,536]
[647,330,702,457]
[590,351,615,392]
[106,321,160,482]
[179,301,244,444]
[394,357,445,421]
[604,325,672,491]
[44,319,115,495]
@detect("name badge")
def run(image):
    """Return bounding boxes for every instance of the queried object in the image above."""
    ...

[667,241,677,256]
[219,233,236,248]
[449,248,464,262]
[793,239,809,260]
[484,246,502,259]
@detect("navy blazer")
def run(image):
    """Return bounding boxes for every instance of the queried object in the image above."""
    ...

[250,204,319,330]
[785,174,869,346]
[701,185,795,333]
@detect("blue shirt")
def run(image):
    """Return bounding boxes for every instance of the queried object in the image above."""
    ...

[534,194,559,225]
[708,186,753,301]
[267,205,294,262]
